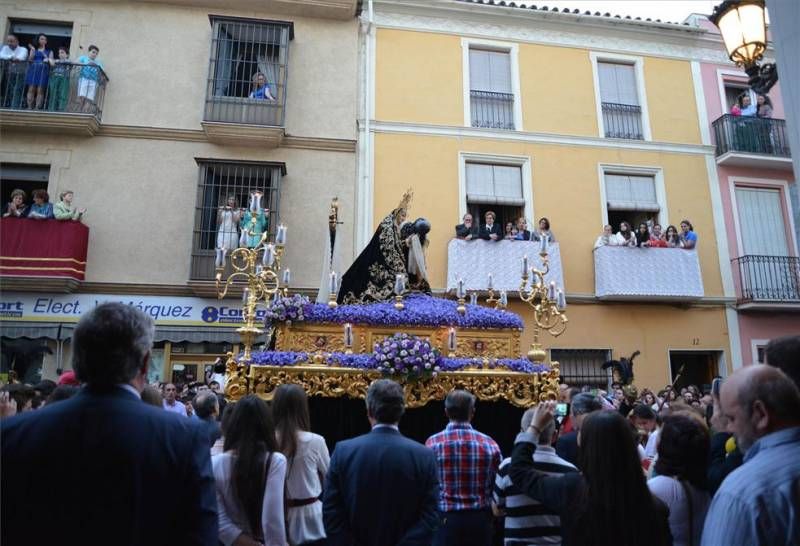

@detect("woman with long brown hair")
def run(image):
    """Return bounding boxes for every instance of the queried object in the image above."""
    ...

[272,384,330,546]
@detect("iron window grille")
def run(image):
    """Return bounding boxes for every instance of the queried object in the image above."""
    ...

[204,17,293,126]
[191,159,286,281]
[550,349,612,389]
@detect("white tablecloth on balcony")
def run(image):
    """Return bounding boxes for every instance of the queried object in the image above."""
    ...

[447,240,565,293]
[594,246,704,299]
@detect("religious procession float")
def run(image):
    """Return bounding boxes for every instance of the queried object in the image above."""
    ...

[217,190,567,408]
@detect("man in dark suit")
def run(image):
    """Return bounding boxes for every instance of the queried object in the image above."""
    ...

[454,213,478,240]
[555,392,602,466]
[1,303,217,546]
[323,379,440,546]
[194,389,222,448]
[479,210,502,241]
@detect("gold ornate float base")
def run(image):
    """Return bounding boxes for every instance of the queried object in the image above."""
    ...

[275,323,522,360]
[225,359,560,408]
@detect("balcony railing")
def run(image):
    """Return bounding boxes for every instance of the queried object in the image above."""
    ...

[712,114,791,158]
[470,90,515,130]
[732,255,800,304]
[601,102,643,140]
[0,60,108,119]
[594,246,703,300]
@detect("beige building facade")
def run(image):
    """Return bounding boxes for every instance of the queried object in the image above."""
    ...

[0,0,360,382]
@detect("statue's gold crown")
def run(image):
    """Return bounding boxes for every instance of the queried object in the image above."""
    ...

[397,188,413,212]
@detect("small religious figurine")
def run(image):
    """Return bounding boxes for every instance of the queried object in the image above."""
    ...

[240,191,269,249]
[53,190,86,221]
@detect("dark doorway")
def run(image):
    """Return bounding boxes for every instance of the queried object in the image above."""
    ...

[0,163,51,207]
[669,351,721,393]
[8,19,73,56]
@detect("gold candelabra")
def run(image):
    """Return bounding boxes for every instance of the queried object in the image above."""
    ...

[519,249,568,363]
[216,219,288,392]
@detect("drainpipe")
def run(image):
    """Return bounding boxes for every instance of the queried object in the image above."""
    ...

[357,0,375,252]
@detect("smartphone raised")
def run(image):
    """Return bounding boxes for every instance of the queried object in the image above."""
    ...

[555,402,569,418]
[712,377,723,397]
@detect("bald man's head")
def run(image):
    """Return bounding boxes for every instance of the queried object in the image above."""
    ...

[720,365,800,452]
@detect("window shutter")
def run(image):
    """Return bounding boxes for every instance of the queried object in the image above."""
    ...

[598,62,638,106]
[470,49,511,93]
[735,187,790,256]
[605,174,659,212]
[469,49,491,91]
[466,163,524,206]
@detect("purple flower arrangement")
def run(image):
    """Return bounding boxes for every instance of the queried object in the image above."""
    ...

[371,333,441,381]
[249,351,308,366]
[301,294,523,330]
[264,294,310,325]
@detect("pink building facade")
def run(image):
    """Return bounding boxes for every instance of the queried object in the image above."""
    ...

[696,19,799,367]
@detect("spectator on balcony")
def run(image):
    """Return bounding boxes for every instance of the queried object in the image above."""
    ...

[530,217,556,243]
[635,222,651,248]
[664,225,681,248]
[504,222,515,240]
[77,45,104,113]
[680,220,697,250]
[738,94,757,117]
[27,189,54,220]
[514,217,531,241]
[24,34,53,110]
[614,221,637,247]
[249,72,276,101]
[1,34,28,109]
[756,94,773,118]
[216,195,241,260]
[479,211,502,241]
[455,213,478,240]
[46,46,70,112]
[594,224,618,248]
[3,189,28,218]
[648,223,668,248]
[54,190,86,221]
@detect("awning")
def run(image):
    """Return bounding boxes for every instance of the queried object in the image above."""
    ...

[154,326,242,344]
[0,321,75,340]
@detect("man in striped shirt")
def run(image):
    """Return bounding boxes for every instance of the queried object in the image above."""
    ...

[426,390,502,546]
[494,408,577,545]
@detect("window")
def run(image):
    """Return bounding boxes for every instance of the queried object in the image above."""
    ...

[468,48,515,130]
[191,160,285,280]
[9,20,73,53]
[724,82,752,112]
[204,17,292,126]
[604,172,661,230]
[550,349,611,389]
[0,163,50,205]
[465,162,524,229]
[598,61,643,139]
[756,345,766,364]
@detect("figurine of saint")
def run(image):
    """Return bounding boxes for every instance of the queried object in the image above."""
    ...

[240,191,269,249]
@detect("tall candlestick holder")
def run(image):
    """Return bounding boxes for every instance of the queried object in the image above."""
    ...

[456,278,466,315]
[394,273,406,311]
[328,271,339,308]
[216,219,288,396]
[518,248,568,363]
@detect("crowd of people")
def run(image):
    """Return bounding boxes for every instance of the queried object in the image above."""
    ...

[2,303,799,546]
[1,33,105,112]
[3,188,86,220]
[456,213,556,243]
[594,219,697,249]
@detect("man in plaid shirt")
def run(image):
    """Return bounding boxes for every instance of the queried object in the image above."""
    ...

[426,390,502,546]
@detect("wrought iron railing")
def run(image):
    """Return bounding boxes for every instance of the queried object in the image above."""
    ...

[601,102,643,140]
[470,90,515,130]
[712,114,791,157]
[0,60,108,118]
[732,255,800,303]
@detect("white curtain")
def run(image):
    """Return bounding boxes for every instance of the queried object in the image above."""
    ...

[213,24,233,97]
[735,187,789,256]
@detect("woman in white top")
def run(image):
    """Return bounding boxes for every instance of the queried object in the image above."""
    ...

[647,413,711,546]
[614,221,637,247]
[272,384,330,546]
[594,224,619,249]
[213,395,288,546]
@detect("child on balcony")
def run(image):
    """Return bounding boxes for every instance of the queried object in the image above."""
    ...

[27,189,54,220]
[54,190,86,221]
[3,189,28,218]
[46,46,71,112]
[77,45,104,113]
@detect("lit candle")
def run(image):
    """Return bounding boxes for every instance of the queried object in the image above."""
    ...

[272,290,281,303]
[276,224,287,245]
[282,268,291,284]
[522,255,528,277]
[447,327,457,352]
[394,274,405,295]
[262,244,276,267]
[344,323,353,346]
[539,236,547,254]
[329,271,338,294]
[242,287,250,303]
[469,292,478,306]
[457,278,465,299]
[557,289,567,310]
[487,273,494,291]
[256,264,263,275]
[500,290,508,306]
[548,281,556,300]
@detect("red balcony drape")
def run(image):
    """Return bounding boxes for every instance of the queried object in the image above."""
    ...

[0,218,89,281]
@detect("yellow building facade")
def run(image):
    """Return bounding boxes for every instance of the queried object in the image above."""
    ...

[361,0,742,391]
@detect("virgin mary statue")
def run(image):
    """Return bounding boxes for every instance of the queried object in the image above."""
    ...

[337,189,431,304]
